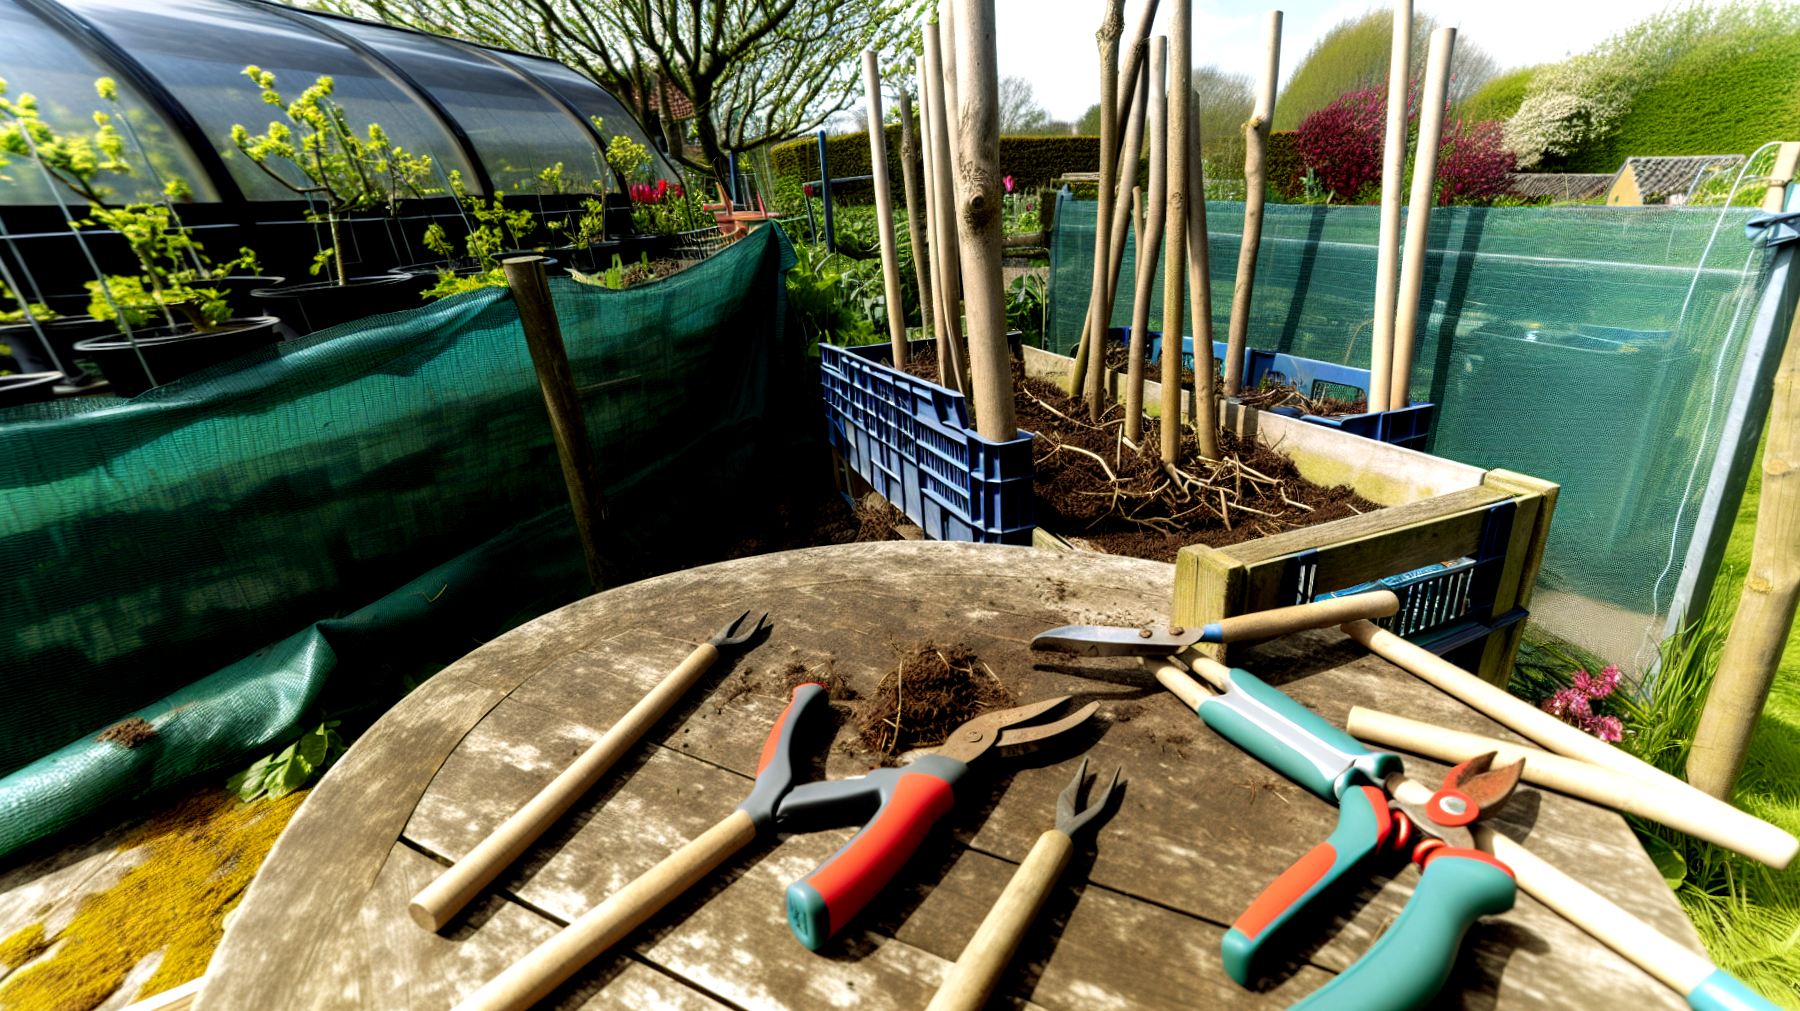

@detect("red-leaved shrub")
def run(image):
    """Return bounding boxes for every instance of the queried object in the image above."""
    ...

[1295,86,1389,202]
[1436,118,1516,205]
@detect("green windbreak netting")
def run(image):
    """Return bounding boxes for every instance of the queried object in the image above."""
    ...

[1050,196,1770,670]
[0,225,800,857]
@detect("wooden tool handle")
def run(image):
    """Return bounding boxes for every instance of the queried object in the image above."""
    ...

[925,830,1074,1011]
[1348,707,1798,869]
[411,642,721,930]
[1340,621,1697,794]
[450,808,757,1011]
[1471,826,1716,996]
[1210,590,1398,643]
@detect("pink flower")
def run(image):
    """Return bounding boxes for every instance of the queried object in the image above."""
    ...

[1586,716,1624,742]
[1003,175,1015,193]
[1541,687,1591,723]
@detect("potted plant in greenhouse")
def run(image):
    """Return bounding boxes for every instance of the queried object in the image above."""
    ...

[2,76,281,396]
[408,169,557,300]
[232,67,435,334]
[0,282,66,406]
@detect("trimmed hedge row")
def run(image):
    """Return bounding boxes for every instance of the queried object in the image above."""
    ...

[1268,131,1306,200]
[768,129,1101,210]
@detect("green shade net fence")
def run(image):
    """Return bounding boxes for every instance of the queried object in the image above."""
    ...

[0,226,801,857]
[1050,196,1770,672]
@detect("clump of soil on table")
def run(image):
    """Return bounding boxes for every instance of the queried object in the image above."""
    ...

[96,717,157,748]
[851,493,907,541]
[783,658,858,701]
[858,642,1012,757]
[903,358,1377,561]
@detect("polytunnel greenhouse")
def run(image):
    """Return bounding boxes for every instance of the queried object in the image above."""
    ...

[0,0,685,354]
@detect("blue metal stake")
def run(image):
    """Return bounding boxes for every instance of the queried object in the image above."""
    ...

[817,130,835,253]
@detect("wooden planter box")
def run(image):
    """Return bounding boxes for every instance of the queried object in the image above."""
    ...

[1021,346,1558,687]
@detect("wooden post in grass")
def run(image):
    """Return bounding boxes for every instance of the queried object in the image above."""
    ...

[917,57,951,382]
[924,29,972,397]
[1161,0,1191,462]
[1070,0,1125,403]
[863,51,908,366]
[1388,27,1454,411]
[952,0,1016,441]
[1126,36,1169,444]
[1368,0,1412,413]
[1687,157,1800,798]
[1224,11,1281,397]
[505,256,607,592]
[899,88,935,356]
[1187,70,1222,459]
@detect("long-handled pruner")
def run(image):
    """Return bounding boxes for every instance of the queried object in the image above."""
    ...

[413,610,767,931]
[775,695,1100,950]
[1033,622,1524,1010]
[924,759,1122,1011]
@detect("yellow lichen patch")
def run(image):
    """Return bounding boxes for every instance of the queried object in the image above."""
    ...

[0,923,49,969]
[0,787,305,1011]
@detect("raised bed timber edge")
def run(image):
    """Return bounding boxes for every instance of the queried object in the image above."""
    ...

[1020,345,1558,688]
[821,341,1035,544]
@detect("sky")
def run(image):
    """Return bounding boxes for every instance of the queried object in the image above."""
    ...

[993,0,1638,121]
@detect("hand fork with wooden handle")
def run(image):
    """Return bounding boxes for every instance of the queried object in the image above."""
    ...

[924,759,1122,1011]
[410,610,767,931]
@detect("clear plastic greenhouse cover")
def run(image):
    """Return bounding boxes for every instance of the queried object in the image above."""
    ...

[1049,197,1772,673]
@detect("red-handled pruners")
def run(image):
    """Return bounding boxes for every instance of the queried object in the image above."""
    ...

[775,695,1099,949]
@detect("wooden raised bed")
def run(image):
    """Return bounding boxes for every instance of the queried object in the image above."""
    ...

[1021,345,1558,688]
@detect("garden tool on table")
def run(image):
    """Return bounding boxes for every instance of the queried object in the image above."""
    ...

[413,610,768,931]
[1033,621,1524,1011]
[450,684,1096,1011]
[923,758,1122,1011]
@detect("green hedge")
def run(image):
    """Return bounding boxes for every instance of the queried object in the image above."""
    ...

[769,130,1101,208]
[1268,131,1306,200]
[1461,67,1536,125]
[1564,32,1800,173]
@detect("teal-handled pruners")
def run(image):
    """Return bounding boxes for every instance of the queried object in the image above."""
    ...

[1033,622,1524,1010]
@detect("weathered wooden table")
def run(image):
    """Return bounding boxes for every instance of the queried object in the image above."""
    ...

[197,542,1703,1011]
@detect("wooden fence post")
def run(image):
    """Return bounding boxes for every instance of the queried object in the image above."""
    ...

[952,0,1016,442]
[1224,10,1281,398]
[504,256,608,592]
[1388,27,1455,410]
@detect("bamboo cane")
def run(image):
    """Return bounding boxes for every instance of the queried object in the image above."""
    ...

[924,28,972,397]
[1368,0,1412,413]
[504,257,607,591]
[1223,11,1281,398]
[898,88,934,355]
[1687,272,1800,798]
[1126,36,1169,444]
[863,52,908,366]
[951,0,1016,442]
[1160,0,1191,463]
[1187,82,1221,458]
[917,58,951,382]
[1071,0,1126,402]
[1388,27,1454,410]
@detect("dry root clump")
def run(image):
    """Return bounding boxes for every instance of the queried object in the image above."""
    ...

[858,642,1012,755]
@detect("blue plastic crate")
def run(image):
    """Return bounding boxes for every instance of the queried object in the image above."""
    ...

[1245,349,1435,451]
[1105,327,1236,380]
[821,341,1036,544]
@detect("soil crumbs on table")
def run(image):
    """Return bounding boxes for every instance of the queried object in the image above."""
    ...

[858,642,1013,761]
[906,357,1377,561]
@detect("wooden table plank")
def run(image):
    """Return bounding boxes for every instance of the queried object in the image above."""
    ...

[204,542,1700,1011]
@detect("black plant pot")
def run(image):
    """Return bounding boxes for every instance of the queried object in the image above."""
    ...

[391,258,482,277]
[209,276,288,319]
[0,372,65,408]
[74,316,282,397]
[0,316,112,381]
[249,275,420,337]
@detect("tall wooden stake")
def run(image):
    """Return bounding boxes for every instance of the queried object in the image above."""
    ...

[1126,36,1168,444]
[1161,0,1191,462]
[1072,0,1126,402]
[917,57,951,381]
[1187,68,1221,459]
[1224,10,1281,397]
[863,52,908,366]
[925,27,971,397]
[1088,30,1149,420]
[1113,0,1163,131]
[1686,164,1800,799]
[898,88,934,355]
[1369,0,1412,413]
[504,256,608,592]
[1389,27,1454,410]
[951,0,1016,442]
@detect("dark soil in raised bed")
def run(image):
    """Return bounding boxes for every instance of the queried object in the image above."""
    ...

[905,355,1377,562]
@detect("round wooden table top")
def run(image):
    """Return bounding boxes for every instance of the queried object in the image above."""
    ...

[197,541,1701,1011]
